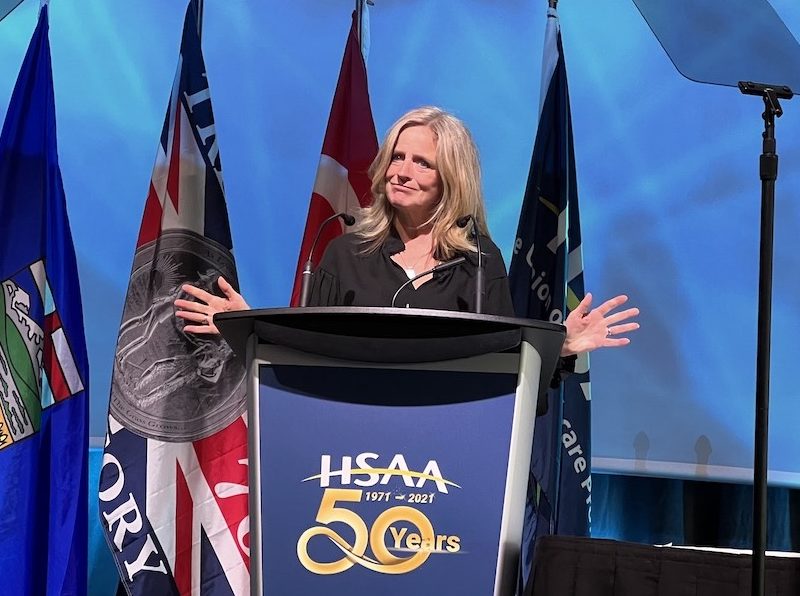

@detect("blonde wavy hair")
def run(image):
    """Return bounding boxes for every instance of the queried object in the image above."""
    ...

[355,106,489,259]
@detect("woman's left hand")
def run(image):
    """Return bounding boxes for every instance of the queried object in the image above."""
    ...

[561,293,639,356]
[174,276,249,335]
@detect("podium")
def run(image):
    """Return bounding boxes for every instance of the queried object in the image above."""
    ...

[216,307,565,596]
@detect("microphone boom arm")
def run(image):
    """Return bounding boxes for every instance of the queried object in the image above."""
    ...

[390,257,466,308]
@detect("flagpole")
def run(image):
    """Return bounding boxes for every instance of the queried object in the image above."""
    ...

[196,0,204,38]
[355,0,375,46]
[356,0,363,44]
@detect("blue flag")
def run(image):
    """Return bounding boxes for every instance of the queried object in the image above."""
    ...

[0,5,89,596]
[509,7,591,590]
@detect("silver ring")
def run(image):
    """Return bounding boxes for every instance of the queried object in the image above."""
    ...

[606,328,612,337]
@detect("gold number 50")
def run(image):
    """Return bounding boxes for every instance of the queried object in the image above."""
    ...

[297,488,435,575]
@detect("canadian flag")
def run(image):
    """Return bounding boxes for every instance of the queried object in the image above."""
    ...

[290,11,379,306]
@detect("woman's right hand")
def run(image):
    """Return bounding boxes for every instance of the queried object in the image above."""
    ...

[174,276,250,335]
[561,293,639,356]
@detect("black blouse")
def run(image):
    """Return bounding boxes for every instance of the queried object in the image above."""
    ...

[307,232,515,316]
[307,231,574,389]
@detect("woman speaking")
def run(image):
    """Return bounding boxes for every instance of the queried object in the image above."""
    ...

[175,106,638,358]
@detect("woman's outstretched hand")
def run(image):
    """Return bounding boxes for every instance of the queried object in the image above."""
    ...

[561,293,639,356]
[174,276,250,335]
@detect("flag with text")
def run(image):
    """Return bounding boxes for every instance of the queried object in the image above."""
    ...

[508,6,592,591]
[98,2,249,594]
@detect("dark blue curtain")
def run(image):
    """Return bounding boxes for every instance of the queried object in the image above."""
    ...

[593,473,800,551]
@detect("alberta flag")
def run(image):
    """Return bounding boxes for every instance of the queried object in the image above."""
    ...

[508,7,591,592]
[290,10,378,305]
[98,1,249,594]
[0,5,89,596]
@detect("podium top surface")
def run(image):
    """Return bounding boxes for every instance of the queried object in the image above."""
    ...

[215,306,564,365]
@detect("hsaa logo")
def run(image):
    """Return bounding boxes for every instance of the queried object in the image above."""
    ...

[305,452,459,494]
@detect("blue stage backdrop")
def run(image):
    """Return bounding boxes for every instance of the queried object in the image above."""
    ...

[0,0,799,486]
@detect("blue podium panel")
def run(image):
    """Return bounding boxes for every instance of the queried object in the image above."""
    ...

[257,364,518,596]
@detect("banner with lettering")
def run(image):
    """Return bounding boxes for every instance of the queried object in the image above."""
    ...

[256,364,518,595]
[97,2,249,593]
[508,6,591,592]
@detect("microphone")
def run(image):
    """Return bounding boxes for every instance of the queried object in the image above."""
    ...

[299,212,355,307]
[391,257,467,308]
[457,214,484,314]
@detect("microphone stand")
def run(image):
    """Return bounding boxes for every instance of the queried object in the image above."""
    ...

[299,212,355,307]
[737,80,793,596]
[472,226,484,315]
[457,215,484,314]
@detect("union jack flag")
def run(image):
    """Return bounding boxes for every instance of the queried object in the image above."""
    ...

[98,2,249,594]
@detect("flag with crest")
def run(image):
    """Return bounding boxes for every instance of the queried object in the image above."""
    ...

[98,2,249,593]
[508,6,592,592]
[0,5,89,595]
